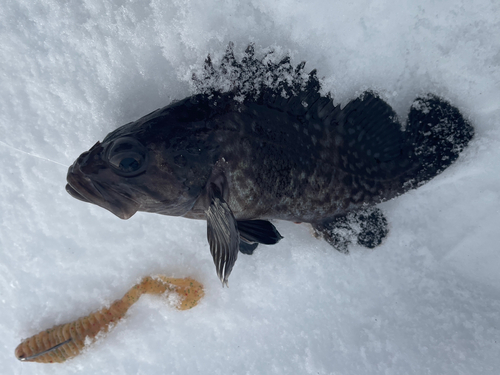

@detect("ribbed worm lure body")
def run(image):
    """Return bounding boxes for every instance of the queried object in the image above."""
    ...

[15,276,204,363]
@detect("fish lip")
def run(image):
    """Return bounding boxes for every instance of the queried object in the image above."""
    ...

[66,167,139,220]
[65,183,90,203]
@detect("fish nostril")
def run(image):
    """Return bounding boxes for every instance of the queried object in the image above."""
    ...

[76,148,106,175]
[76,151,90,165]
[77,142,104,165]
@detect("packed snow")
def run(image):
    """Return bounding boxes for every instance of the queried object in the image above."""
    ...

[1,0,499,374]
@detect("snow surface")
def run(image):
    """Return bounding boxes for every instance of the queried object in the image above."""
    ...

[1,0,499,374]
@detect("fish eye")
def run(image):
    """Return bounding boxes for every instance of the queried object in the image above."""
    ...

[106,137,148,176]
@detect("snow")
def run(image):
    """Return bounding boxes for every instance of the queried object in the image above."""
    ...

[1,0,499,374]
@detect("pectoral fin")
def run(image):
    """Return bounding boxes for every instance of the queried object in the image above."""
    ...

[205,183,240,286]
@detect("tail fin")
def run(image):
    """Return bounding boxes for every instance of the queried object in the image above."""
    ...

[405,95,474,185]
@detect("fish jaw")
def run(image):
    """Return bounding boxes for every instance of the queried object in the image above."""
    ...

[66,167,140,220]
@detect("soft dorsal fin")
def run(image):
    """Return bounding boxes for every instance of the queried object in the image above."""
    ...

[330,92,410,178]
[337,92,403,160]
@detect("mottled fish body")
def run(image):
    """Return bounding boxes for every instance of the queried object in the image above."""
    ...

[66,46,474,285]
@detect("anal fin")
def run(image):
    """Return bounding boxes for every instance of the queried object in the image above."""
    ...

[313,207,388,253]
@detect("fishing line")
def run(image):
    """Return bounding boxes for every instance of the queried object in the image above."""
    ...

[0,140,67,167]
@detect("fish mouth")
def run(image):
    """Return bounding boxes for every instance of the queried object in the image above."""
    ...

[66,183,91,203]
[66,168,140,220]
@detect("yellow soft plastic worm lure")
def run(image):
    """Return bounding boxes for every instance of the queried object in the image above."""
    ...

[15,276,204,363]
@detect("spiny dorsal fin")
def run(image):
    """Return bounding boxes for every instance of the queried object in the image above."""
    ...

[191,43,317,108]
[191,44,351,133]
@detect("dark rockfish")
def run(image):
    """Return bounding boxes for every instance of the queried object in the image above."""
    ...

[66,46,474,285]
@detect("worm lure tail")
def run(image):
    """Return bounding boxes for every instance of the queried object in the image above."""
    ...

[15,276,204,363]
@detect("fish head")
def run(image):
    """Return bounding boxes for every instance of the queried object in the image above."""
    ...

[66,110,214,219]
